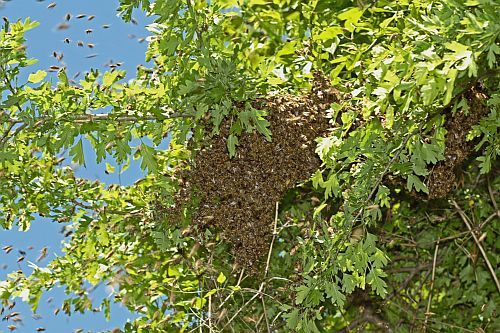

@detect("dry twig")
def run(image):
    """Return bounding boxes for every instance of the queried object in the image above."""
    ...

[451,200,500,293]
[424,242,439,330]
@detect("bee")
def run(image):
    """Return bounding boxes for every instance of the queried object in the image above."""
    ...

[87,43,95,49]
[77,40,84,47]
[76,14,86,19]
[37,247,48,262]
[2,245,13,254]
[65,13,71,21]
[88,15,95,21]
[57,22,69,30]
[47,2,56,9]
[85,29,93,34]
[64,38,70,44]
[85,53,98,58]
[102,24,110,29]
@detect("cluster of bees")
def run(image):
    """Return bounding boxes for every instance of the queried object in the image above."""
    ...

[425,86,490,199]
[172,74,342,270]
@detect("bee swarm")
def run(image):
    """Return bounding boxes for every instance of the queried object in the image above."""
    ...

[426,86,489,199]
[173,75,342,270]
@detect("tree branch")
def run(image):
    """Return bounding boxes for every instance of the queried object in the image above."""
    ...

[451,200,500,294]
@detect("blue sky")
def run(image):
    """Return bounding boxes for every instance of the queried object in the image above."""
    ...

[0,1,155,332]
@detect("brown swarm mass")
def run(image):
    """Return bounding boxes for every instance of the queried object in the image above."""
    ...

[175,75,341,269]
[426,86,490,199]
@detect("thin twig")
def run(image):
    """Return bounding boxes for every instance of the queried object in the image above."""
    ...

[424,242,439,330]
[415,317,477,333]
[0,121,16,146]
[208,291,213,332]
[221,291,260,331]
[261,298,271,333]
[264,202,279,279]
[451,200,500,293]
[217,269,245,310]
[7,112,190,126]
[487,176,499,213]
[479,212,499,230]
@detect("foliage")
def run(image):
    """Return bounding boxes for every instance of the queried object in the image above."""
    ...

[1,0,499,332]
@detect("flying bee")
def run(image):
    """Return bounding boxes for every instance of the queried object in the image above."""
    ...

[76,14,86,19]
[2,245,13,254]
[37,247,48,262]
[57,22,69,30]
[47,2,56,9]
[87,15,95,21]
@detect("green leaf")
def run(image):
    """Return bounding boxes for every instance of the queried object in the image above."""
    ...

[295,285,309,305]
[371,249,389,268]
[341,274,356,293]
[325,282,345,308]
[97,227,110,246]
[70,138,86,166]
[227,134,239,158]
[367,268,387,297]
[323,174,340,199]
[28,70,47,83]
[253,114,272,141]
[407,174,429,194]
[102,71,120,87]
[338,7,363,22]
[284,309,300,329]
[308,288,325,306]
[105,162,115,173]
[139,143,158,173]
[102,298,111,321]
[217,272,227,284]
[314,27,343,41]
